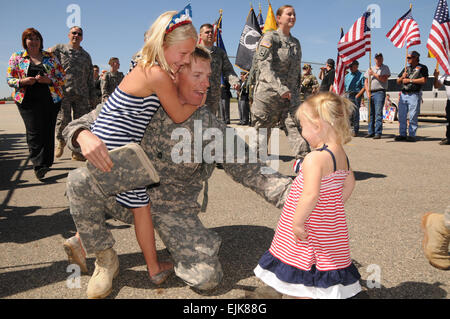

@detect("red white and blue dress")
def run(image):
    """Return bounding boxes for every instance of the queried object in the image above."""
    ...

[254,145,361,299]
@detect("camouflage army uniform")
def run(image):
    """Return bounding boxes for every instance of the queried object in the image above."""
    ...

[202,46,239,120]
[300,74,319,102]
[250,30,310,160]
[93,76,102,107]
[63,104,292,290]
[101,71,124,101]
[51,44,95,141]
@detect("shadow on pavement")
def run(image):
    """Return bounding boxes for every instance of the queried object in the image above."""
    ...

[0,208,75,244]
[354,171,387,181]
[0,222,447,299]
[360,280,447,299]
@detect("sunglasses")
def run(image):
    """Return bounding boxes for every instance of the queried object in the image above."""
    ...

[71,31,83,36]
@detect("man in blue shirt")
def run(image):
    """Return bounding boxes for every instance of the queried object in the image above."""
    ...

[345,60,365,136]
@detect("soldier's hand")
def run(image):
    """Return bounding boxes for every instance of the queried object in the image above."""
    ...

[77,130,113,172]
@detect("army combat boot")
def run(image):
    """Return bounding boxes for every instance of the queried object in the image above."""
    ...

[63,235,88,273]
[72,151,86,162]
[421,212,450,270]
[55,139,65,158]
[87,248,119,299]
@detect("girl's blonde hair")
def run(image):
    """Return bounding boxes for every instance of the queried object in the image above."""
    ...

[297,92,355,145]
[137,11,197,74]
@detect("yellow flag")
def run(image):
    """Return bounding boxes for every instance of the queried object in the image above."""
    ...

[428,50,435,58]
[263,3,277,33]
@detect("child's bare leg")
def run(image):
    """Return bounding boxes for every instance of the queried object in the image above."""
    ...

[75,232,86,257]
[131,204,172,276]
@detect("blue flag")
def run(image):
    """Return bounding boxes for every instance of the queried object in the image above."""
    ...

[214,13,227,84]
[257,11,264,32]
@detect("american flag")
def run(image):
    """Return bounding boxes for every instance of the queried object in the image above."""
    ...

[333,12,371,95]
[427,0,450,75]
[337,11,371,66]
[386,8,421,48]
[332,29,346,95]
[257,11,264,32]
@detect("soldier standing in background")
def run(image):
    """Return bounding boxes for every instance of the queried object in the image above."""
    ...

[198,23,240,121]
[50,26,95,161]
[101,57,124,102]
[238,71,251,125]
[219,79,232,124]
[92,65,102,107]
[300,63,319,101]
[250,5,310,161]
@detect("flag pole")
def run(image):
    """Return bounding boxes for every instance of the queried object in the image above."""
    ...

[368,10,372,126]
[405,4,412,72]
[368,49,372,125]
[405,46,408,71]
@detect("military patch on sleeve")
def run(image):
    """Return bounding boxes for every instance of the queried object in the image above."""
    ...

[260,39,272,48]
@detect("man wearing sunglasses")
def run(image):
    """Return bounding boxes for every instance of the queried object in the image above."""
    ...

[395,51,429,142]
[50,26,95,160]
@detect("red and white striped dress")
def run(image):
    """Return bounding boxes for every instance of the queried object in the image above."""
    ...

[270,166,352,271]
[254,146,361,298]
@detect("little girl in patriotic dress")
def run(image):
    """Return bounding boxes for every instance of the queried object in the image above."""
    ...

[254,92,362,299]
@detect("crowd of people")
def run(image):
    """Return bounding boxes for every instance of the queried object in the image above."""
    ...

[5,3,449,300]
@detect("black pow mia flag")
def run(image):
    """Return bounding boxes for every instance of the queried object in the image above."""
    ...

[235,8,262,72]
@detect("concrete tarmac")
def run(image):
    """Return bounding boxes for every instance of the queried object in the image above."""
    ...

[0,101,449,299]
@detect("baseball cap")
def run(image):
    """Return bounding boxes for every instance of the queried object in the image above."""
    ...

[326,58,335,67]
[374,52,383,58]
[410,51,420,58]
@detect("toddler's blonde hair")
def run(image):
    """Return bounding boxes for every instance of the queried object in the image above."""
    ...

[137,11,197,74]
[297,92,355,145]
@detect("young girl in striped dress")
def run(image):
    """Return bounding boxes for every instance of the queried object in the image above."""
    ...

[254,92,362,299]
[89,5,203,284]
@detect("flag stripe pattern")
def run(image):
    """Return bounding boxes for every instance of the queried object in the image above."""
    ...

[333,12,371,95]
[427,0,450,75]
[257,11,264,32]
[269,169,352,271]
[386,8,421,49]
[337,11,371,65]
[332,30,346,95]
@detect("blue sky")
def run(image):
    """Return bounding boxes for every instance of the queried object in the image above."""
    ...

[0,0,443,99]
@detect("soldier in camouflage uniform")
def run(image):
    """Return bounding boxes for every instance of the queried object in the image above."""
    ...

[249,5,310,161]
[62,50,292,298]
[92,65,102,107]
[50,26,95,161]
[300,64,319,102]
[101,57,124,102]
[199,24,240,120]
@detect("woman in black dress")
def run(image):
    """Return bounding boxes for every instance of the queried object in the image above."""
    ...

[7,28,66,181]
